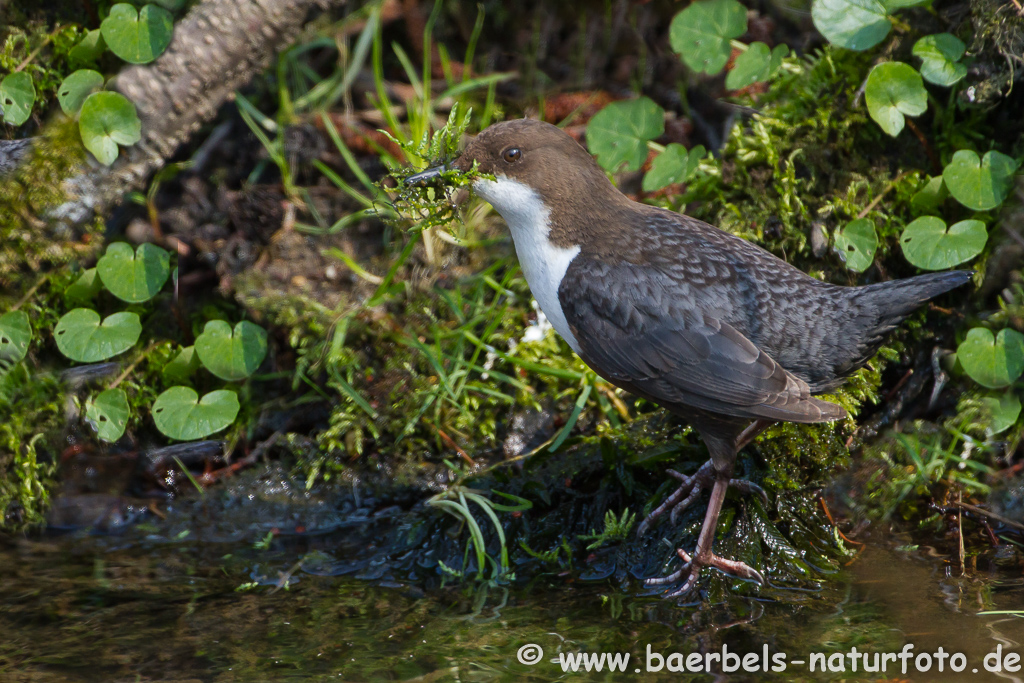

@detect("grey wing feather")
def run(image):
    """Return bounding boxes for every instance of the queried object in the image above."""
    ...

[558,256,846,424]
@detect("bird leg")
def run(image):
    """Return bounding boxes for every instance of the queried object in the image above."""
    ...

[645,472,765,596]
[642,419,774,596]
[637,460,767,537]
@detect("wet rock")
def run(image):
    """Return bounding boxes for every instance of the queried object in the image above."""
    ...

[142,441,226,474]
[810,221,828,258]
[504,409,554,457]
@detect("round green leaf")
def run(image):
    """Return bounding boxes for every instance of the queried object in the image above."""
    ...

[913,33,967,86]
[54,309,141,363]
[163,345,200,384]
[642,144,705,192]
[864,62,927,137]
[910,175,948,215]
[58,70,104,116]
[0,72,35,126]
[833,218,877,272]
[670,0,747,74]
[942,150,1019,211]
[195,320,268,381]
[153,387,239,441]
[957,327,1024,389]
[981,392,1021,437]
[85,388,130,442]
[0,310,31,363]
[101,3,174,64]
[585,97,664,173]
[725,43,789,90]
[65,268,104,304]
[79,91,142,165]
[811,0,891,51]
[900,217,987,270]
[97,242,171,303]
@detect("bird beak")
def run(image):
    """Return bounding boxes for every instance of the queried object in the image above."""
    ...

[405,164,448,186]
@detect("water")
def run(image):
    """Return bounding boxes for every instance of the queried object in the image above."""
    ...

[3,492,1022,682]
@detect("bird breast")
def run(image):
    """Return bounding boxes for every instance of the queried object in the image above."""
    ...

[473,175,581,352]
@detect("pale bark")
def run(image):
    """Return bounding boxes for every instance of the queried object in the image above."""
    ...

[55,0,336,225]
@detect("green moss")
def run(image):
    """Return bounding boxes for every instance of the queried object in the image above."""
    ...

[0,120,102,289]
[674,49,936,280]
[0,363,62,530]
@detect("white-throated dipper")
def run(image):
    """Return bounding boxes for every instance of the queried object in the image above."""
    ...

[407,118,971,597]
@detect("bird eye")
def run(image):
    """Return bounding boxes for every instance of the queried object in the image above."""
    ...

[501,147,522,163]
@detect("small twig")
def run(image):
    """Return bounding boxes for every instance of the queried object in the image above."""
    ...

[980,517,1000,547]
[596,383,631,420]
[436,425,475,466]
[954,500,1024,532]
[1002,224,1024,249]
[820,496,864,545]
[857,171,914,219]
[14,25,64,73]
[147,198,164,241]
[958,491,965,576]
[109,342,160,389]
[11,274,49,311]
[928,303,961,316]
[200,431,282,484]
[904,119,941,175]
[883,368,914,403]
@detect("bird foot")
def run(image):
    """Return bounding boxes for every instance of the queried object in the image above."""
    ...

[646,547,766,597]
[637,459,768,537]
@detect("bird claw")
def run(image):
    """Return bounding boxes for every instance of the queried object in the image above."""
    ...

[646,549,765,597]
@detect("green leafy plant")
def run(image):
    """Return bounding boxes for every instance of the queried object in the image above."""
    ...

[978,392,1021,437]
[912,34,967,87]
[669,0,747,74]
[834,218,877,272]
[65,268,104,304]
[38,240,265,445]
[585,0,792,190]
[84,388,130,442]
[864,62,927,137]
[194,320,269,381]
[427,487,528,581]
[97,242,171,303]
[726,43,789,90]
[77,91,142,165]
[910,176,948,214]
[0,311,32,364]
[642,143,706,192]
[3,4,178,165]
[69,29,107,65]
[956,328,1024,389]
[163,345,200,383]
[54,309,142,362]
[152,387,240,441]
[57,69,104,115]
[585,97,664,173]
[942,150,1019,212]
[0,72,36,126]
[100,3,174,65]
[811,0,925,51]
[578,509,637,550]
[899,217,987,270]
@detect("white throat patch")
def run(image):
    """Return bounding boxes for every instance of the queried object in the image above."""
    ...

[473,175,581,351]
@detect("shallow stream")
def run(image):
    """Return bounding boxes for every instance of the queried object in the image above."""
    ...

[2,465,1022,682]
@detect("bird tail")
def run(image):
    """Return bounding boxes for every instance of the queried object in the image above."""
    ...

[853,270,972,353]
[863,270,973,320]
